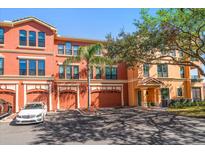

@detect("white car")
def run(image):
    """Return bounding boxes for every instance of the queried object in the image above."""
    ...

[16,102,47,124]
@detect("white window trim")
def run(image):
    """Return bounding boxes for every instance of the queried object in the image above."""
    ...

[17,56,46,60]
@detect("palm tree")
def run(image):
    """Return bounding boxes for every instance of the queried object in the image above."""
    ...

[63,43,111,111]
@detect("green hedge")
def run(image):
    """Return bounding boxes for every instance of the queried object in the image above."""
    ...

[169,101,205,109]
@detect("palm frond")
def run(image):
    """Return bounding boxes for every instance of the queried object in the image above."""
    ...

[63,56,81,65]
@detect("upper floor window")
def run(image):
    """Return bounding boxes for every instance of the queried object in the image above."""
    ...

[0,58,4,75]
[59,65,65,79]
[96,66,101,79]
[73,66,79,79]
[90,66,93,79]
[73,45,79,56]
[19,59,45,76]
[29,60,36,76]
[96,49,101,56]
[106,66,117,80]
[0,28,4,44]
[143,64,149,77]
[180,66,185,78]
[19,30,27,46]
[58,44,64,54]
[66,65,72,79]
[170,50,176,57]
[19,59,27,75]
[38,60,45,76]
[179,51,184,58]
[157,64,168,77]
[38,32,45,47]
[65,42,72,55]
[29,31,36,46]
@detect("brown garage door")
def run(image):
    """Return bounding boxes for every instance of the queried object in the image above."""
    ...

[91,91,121,108]
[0,91,15,113]
[60,91,77,110]
[27,91,49,110]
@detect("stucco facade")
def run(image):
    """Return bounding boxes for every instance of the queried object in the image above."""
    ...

[0,17,128,113]
[0,17,204,113]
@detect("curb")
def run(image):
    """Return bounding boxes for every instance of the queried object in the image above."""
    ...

[0,113,16,123]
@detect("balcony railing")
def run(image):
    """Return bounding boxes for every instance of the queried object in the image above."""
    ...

[191,75,203,82]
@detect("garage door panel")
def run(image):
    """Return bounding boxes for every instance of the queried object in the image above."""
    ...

[60,92,77,110]
[91,91,121,108]
[0,92,15,113]
[27,91,49,110]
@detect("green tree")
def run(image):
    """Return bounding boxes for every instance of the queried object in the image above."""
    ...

[63,43,112,110]
[106,8,205,76]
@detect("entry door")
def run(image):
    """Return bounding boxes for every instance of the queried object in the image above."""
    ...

[137,91,142,106]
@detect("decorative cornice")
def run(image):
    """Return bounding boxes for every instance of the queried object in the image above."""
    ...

[0,49,53,55]
[0,75,54,80]
[56,79,128,84]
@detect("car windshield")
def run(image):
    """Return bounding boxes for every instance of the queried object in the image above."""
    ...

[24,104,43,109]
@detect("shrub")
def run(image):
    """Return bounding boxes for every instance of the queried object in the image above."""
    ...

[168,98,205,108]
[147,102,156,107]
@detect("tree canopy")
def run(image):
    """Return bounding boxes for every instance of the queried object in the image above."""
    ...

[105,8,205,76]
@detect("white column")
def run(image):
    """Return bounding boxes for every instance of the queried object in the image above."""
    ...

[121,85,124,106]
[57,86,60,110]
[15,84,19,112]
[24,84,27,106]
[49,83,52,111]
[77,85,80,108]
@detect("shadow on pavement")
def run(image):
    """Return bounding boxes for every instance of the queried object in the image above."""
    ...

[30,108,205,145]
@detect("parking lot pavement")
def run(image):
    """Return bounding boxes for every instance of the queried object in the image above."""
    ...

[1,108,205,145]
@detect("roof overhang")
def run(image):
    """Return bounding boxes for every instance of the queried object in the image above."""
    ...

[0,16,57,32]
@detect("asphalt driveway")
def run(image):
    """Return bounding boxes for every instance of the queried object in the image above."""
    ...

[0,108,205,144]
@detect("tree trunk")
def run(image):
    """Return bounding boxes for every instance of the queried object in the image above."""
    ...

[87,63,91,111]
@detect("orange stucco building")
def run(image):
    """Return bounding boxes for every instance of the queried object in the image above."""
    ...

[0,17,204,113]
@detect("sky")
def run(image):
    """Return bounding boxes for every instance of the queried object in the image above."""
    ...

[0,8,157,40]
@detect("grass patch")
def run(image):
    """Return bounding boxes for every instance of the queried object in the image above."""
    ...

[168,106,205,118]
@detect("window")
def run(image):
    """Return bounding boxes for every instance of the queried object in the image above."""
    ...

[66,65,72,79]
[96,66,101,79]
[106,66,117,79]
[65,42,72,55]
[143,64,149,77]
[192,87,201,101]
[0,28,4,44]
[29,31,36,46]
[180,66,185,78]
[161,88,170,100]
[19,30,27,46]
[177,88,183,97]
[29,60,36,76]
[157,64,168,77]
[96,49,101,55]
[179,51,183,57]
[0,58,4,75]
[90,66,93,79]
[73,66,79,79]
[106,67,111,79]
[38,32,45,47]
[73,45,79,56]
[111,67,117,79]
[38,60,45,76]
[59,65,65,79]
[19,59,27,75]
[170,50,176,57]
[58,44,64,54]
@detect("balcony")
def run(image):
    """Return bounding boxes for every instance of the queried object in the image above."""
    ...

[191,75,203,82]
